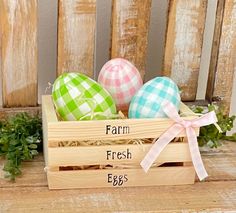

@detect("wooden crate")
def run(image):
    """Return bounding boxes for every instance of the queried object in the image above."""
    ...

[42,95,199,189]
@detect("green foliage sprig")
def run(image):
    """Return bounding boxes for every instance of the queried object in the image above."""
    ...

[192,105,236,148]
[0,113,42,181]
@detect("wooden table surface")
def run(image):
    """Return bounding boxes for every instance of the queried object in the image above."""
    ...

[0,141,236,212]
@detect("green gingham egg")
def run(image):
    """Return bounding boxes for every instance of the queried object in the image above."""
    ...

[52,73,117,121]
[128,77,180,118]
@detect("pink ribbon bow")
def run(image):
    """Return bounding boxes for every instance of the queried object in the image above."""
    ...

[140,101,218,181]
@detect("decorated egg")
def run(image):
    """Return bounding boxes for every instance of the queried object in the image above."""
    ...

[52,73,117,121]
[128,77,180,118]
[98,58,143,110]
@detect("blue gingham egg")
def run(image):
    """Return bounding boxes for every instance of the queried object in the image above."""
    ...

[128,77,181,118]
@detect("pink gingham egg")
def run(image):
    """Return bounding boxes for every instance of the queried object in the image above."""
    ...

[98,58,143,110]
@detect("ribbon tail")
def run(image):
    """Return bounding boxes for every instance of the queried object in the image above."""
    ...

[141,124,183,173]
[186,127,208,181]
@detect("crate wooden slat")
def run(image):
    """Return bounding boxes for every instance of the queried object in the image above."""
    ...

[43,95,198,189]
[47,120,198,143]
[163,0,207,101]
[47,143,192,166]
[0,0,38,107]
[57,0,96,77]
[47,166,195,189]
[111,0,152,79]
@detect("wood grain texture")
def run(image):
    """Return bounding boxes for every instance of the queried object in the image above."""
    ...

[0,0,38,107]
[206,0,225,102]
[0,155,47,188]
[207,0,236,114]
[0,106,41,120]
[47,166,195,189]
[201,142,236,182]
[111,0,152,79]
[47,119,198,142]
[0,182,236,212]
[57,0,96,77]
[163,0,207,101]
[47,143,191,166]
[1,142,236,211]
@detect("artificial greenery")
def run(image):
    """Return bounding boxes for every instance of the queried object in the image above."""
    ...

[0,113,42,181]
[193,105,236,148]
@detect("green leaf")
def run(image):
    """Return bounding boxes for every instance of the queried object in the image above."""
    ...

[30,150,38,156]
[0,113,42,181]
[29,144,38,149]
[26,136,35,144]
[192,104,236,148]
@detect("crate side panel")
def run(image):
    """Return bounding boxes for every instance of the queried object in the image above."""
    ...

[42,96,58,123]
[42,112,48,166]
[42,96,59,165]
[179,102,196,116]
